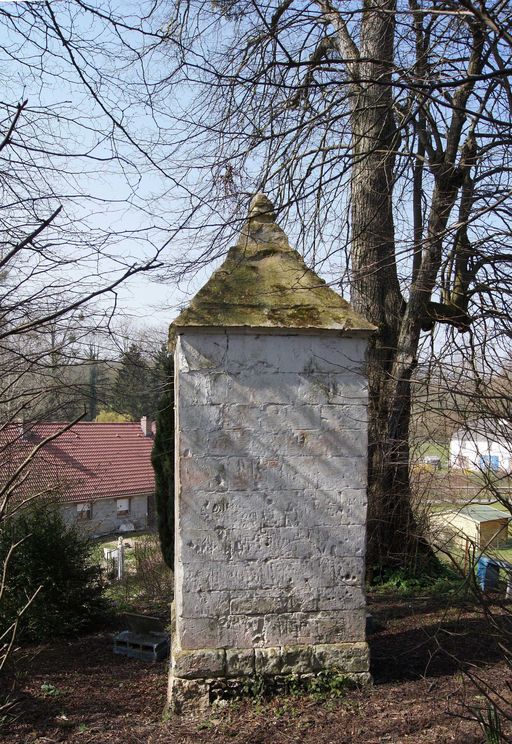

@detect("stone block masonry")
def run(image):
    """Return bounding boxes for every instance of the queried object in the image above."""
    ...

[169,329,370,712]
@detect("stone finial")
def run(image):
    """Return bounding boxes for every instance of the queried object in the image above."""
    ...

[248,193,276,223]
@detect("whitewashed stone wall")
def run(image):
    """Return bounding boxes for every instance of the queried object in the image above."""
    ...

[170,329,370,709]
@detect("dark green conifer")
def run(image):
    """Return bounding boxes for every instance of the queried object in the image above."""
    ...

[112,343,151,420]
[151,350,174,570]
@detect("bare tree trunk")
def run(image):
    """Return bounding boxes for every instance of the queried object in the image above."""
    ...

[348,2,484,571]
[349,0,424,571]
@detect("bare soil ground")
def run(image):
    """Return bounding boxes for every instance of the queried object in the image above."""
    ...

[2,595,511,744]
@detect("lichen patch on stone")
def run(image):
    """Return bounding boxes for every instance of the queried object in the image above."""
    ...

[171,195,375,334]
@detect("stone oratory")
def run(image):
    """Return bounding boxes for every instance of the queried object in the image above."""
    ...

[168,194,375,712]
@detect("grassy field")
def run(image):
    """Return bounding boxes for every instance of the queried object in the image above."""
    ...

[412,440,450,462]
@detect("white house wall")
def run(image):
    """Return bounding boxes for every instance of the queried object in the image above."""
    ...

[450,434,512,472]
[60,493,149,535]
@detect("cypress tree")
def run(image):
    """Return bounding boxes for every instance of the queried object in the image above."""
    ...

[151,351,174,570]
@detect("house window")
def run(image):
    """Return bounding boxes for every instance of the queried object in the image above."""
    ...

[76,502,92,521]
[480,455,500,471]
[116,498,130,517]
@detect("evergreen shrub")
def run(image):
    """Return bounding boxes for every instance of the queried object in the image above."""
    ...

[0,504,108,640]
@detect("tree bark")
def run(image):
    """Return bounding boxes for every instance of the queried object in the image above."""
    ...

[348,0,426,571]
[345,3,484,571]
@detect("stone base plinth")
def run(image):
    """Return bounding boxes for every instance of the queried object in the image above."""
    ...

[168,642,370,714]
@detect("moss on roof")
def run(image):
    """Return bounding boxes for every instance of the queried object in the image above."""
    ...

[171,194,375,335]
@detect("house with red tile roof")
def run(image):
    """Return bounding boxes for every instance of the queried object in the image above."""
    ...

[1,418,156,536]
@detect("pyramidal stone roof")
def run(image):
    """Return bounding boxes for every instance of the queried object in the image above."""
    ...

[172,194,375,334]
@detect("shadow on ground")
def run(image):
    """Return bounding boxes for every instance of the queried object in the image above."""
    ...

[370,608,510,683]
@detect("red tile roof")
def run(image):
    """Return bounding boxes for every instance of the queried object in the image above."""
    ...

[0,422,156,504]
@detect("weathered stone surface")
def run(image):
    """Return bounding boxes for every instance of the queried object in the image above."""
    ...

[311,642,370,673]
[224,403,323,433]
[316,585,366,612]
[167,677,210,715]
[226,648,255,677]
[320,403,368,431]
[181,488,366,535]
[280,645,313,674]
[172,648,226,679]
[170,194,376,334]
[177,402,224,432]
[249,642,370,677]
[172,642,369,689]
[177,608,367,649]
[178,370,227,407]
[255,647,283,675]
[180,588,230,619]
[177,556,366,600]
[222,335,367,375]
[179,524,366,565]
[230,591,289,616]
[179,335,228,371]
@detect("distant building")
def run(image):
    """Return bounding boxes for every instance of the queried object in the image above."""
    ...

[449,419,512,473]
[430,504,510,551]
[1,418,156,536]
